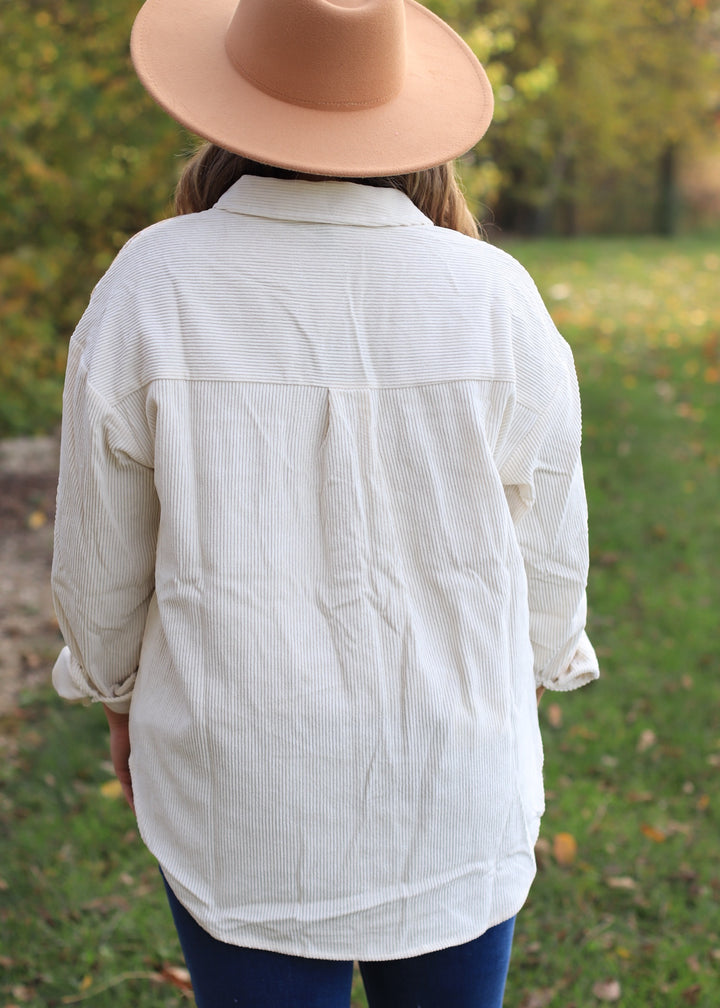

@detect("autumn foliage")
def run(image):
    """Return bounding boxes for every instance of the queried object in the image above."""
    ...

[1,1,184,435]
[2,0,719,435]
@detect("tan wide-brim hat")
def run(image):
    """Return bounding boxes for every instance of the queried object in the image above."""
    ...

[130,0,493,177]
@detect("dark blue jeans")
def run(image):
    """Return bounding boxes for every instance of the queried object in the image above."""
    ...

[162,874,515,1008]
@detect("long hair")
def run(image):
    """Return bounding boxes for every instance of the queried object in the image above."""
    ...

[174,143,480,239]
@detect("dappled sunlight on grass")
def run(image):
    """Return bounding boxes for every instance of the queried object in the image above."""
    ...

[499,234,720,353]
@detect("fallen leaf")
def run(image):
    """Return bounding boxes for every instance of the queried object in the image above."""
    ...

[682,984,703,1005]
[546,703,563,728]
[627,790,653,803]
[640,823,666,843]
[592,978,621,1001]
[553,832,578,866]
[27,509,47,530]
[637,729,657,753]
[161,964,193,993]
[81,894,131,913]
[595,551,620,567]
[22,650,42,670]
[666,820,692,838]
[99,779,124,799]
[569,724,598,740]
[607,875,637,890]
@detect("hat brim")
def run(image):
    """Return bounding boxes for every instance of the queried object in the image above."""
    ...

[130,0,493,177]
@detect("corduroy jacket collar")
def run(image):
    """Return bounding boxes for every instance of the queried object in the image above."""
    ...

[214,175,434,229]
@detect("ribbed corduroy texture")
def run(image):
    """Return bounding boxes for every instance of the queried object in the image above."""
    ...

[52,177,598,960]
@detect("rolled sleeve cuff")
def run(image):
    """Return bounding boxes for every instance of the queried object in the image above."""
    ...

[537,630,599,692]
[52,645,136,714]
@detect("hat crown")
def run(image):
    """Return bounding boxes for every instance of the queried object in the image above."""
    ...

[225,0,406,110]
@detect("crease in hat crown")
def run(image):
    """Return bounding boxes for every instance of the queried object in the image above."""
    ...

[225,0,407,110]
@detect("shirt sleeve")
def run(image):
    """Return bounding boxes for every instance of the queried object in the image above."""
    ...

[51,319,159,714]
[500,339,599,691]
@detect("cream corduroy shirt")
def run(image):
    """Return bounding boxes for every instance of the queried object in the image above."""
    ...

[52,176,598,960]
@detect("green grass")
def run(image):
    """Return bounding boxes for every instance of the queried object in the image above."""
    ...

[502,233,720,1006]
[2,234,719,1006]
[0,696,188,1007]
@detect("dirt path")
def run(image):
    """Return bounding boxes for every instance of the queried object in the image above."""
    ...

[0,437,62,715]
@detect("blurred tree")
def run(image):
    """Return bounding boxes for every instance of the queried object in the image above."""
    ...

[429,0,720,234]
[1,0,719,434]
[0,0,183,433]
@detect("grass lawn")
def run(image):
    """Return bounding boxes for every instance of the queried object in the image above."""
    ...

[1,234,719,1007]
[503,234,720,1006]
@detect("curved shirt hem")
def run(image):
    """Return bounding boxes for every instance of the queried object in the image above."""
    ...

[156,848,537,961]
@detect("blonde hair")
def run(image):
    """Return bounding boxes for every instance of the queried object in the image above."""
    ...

[174,143,480,239]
